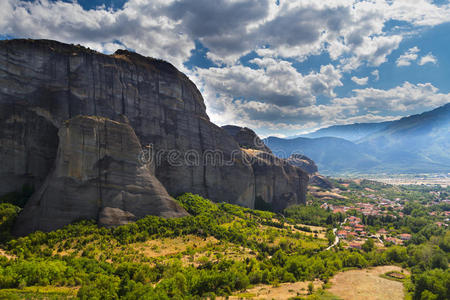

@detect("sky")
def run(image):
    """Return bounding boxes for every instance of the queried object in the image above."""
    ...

[1,1,450,137]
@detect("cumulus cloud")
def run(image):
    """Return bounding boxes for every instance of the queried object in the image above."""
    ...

[418,53,438,65]
[396,46,420,67]
[196,58,342,108]
[202,80,450,137]
[332,82,450,113]
[1,0,449,136]
[351,76,369,85]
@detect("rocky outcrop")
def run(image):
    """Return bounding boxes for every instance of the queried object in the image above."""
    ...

[13,116,187,235]
[309,174,333,189]
[0,39,308,234]
[243,149,308,211]
[222,125,272,153]
[287,154,333,189]
[0,39,254,208]
[287,154,318,174]
[224,125,309,211]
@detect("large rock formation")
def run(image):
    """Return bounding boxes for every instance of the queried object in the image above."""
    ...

[224,126,309,211]
[222,125,272,153]
[287,154,318,174]
[287,154,333,189]
[13,116,188,235]
[0,39,308,234]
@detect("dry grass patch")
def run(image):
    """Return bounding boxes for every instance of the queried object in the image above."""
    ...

[131,235,220,258]
[0,248,16,260]
[225,280,322,299]
[328,265,409,300]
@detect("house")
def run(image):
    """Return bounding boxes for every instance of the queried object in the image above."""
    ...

[385,237,402,245]
[337,231,347,238]
[343,226,352,231]
[377,228,388,235]
[333,208,345,214]
[349,242,362,249]
[348,232,357,238]
[399,233,412,241]
[348,216,361,223]
[435,222,448,227]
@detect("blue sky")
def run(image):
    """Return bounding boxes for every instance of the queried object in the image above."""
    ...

[1,0,450,137]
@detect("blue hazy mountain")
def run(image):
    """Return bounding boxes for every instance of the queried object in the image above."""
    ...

[266,103,450,175]
[300,121,394,142]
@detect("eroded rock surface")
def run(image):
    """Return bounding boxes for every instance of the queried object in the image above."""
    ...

[243,149,309,211]
[287,154,333,189]
[223,125,309,211]
[222,125,272,153]
[287,154,318,175]
[13,116,187,235]
[0,39,308,234]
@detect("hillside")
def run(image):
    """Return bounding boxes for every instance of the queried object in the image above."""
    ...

[359,103,450,172]
[267,103,450,175]
[301,121,394,142]
[267,136,379,175]
[0,181,448,299]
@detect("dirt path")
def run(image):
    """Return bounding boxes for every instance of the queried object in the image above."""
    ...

[328,265,408,300]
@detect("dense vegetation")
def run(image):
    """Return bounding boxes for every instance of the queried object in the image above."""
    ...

[0,181,448,299]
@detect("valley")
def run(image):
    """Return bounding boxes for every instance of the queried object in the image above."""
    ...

[0,178,448,299]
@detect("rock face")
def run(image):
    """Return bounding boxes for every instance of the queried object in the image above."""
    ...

[13,116,188,235]
[243,149,309,211]
[287,154,318,175]
[287,154,333,189]
[222,125,272,153]
[0,39,308,234]
[309,175,333,190]
[224,125,309,211]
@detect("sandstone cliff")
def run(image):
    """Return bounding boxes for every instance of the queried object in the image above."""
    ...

[13,116,188,236]
[0,39,307,234]
[287,154,333,189]
[222,125,272,153]
[224,126,309,211]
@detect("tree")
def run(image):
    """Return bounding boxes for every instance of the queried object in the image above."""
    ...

[308,282,314,295]
[362,238,375,252]
[326,230,335,246]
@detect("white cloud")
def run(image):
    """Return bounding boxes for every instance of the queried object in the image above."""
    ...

[418,53,437,65]
[396,46,420,67]
[332,82,450,112]
[371,70,380,81]
[202,79,450,137]
[196,58,342,109]
[351,76,369,85]
[1,0,449,137]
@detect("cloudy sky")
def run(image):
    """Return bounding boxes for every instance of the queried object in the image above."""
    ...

[1,0,450,137]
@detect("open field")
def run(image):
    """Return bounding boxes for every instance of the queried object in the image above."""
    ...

[328,266,409,300]
[225,280,323,300]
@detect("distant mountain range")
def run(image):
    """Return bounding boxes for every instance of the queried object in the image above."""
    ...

[300,121,394,142]
[266,103,450,175]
